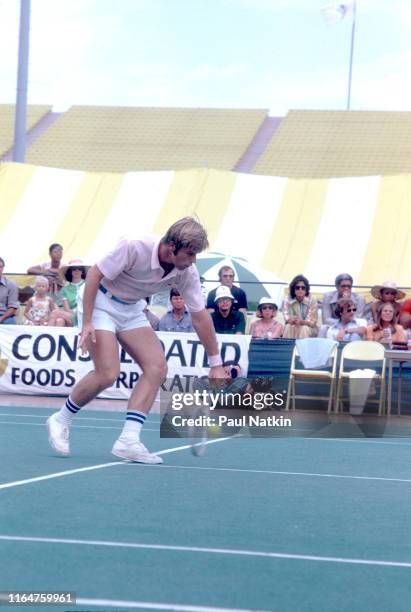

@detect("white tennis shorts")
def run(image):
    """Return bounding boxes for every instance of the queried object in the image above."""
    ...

[77,286,150,333]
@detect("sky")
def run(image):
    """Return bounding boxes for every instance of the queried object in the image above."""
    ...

[1,0,411,116]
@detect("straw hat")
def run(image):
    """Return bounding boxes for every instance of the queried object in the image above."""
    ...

[370,281,405,301]
[61,259,90,281]
[214,285,234,302]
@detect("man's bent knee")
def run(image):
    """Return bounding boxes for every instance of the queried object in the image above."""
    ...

[96,369,121,389]
[142,360,167,383]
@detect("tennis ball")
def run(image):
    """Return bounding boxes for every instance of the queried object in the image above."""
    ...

[207,424,220,435]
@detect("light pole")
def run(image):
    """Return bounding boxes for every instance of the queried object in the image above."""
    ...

[13,0,31,162]
[346,1,357,110]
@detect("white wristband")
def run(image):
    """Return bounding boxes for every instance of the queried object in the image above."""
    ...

[208,354,223,368]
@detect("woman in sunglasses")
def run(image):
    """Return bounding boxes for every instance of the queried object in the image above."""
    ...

[367,302,406,345]
[250,297,283,339]
[327,298,367,342]
[282,274,318,339]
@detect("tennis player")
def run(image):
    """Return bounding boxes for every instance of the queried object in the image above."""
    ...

[46,217,226,464]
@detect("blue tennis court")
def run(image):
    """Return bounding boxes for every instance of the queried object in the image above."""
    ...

[1,399,411,612]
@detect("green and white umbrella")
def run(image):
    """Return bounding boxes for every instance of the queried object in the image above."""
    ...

[196,252,286,309]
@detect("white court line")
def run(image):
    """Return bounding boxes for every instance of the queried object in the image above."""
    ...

[76,597,268,612]
[308,437,411,447]
[0,534,410,569]
[0,420,157,432]
[0,438,230,490]
[0,413,126,421]
[0,411,160,422]
[139,464,411,485]
[2,417,411,445]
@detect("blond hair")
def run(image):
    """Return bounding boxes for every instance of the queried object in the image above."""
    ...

[35,276,49,289]
[162,217,209,254]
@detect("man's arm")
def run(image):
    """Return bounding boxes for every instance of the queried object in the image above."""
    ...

[190,309,226,378]
[27,265,45,275]
[0,282,19,323]
[0,306,17,323]
[78,264,104,353]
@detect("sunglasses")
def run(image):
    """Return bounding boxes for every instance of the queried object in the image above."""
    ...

[339,284,352,289]
[222,274,234,278]
[295,285,306,290]
[345,307,357,313]
[261,305,274,310]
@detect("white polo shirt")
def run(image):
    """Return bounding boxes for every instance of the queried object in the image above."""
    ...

[97,236,204,313]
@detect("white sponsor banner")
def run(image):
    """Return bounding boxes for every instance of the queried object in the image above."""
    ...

[0,326,251,400]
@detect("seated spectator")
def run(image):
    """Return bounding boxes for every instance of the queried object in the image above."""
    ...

[27,243,66,297]
[0,257,19,325]
[367,302,406,345]
[24,277,57,325]
[327,297,367,342]
[399,298,411,331]
[369,281,405,324]
[250,297,283,339]
[143,298,159,331]
[211,286,246,335]
[159,288,194,332]
[206,266,248,315]
[282,274,318,339]
[320,273,366,337]
[49,259,89,327]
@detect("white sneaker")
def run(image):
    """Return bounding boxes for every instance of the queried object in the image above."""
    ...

[46,413,70,456]
[111,438,163,464]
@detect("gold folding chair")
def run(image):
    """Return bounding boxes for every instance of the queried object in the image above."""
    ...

[335,341,386,415]
[286,339,338,413]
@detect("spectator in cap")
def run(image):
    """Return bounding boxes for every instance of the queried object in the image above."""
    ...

[369,281,405,324]
[282,274,318,339]
[206,266,248,316]
[320,273,365,337]
[250,297,283,339]
[159,288,194,333]
[0,257,18,324]
[211,285,246,335]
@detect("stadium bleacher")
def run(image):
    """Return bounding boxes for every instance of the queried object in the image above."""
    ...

[26,106,268,172]
[254,109,411,178]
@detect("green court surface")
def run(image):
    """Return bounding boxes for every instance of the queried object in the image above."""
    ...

[1,403,411,612]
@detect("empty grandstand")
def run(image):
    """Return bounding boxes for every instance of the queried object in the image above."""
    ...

[254,110,411,178]
[26,106,268,172]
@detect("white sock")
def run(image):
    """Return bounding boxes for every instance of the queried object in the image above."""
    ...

[120,411,146,441]
[56,396,81,426]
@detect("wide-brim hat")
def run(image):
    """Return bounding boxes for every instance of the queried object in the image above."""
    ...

[257,297,278,309]
[214,285,234,302]
[371,281,405,301]
[61,259,91,280]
